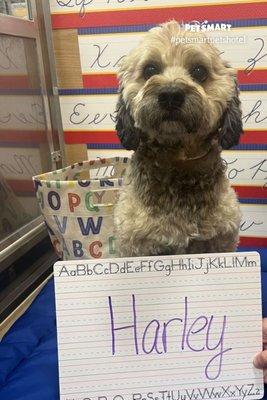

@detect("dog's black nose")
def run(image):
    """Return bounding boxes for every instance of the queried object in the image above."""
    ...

[158,88,185,110]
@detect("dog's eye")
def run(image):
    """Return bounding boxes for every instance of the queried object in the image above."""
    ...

[190,65,208,83]
[143,64,161,80]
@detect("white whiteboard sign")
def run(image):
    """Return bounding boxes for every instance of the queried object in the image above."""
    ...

[54,252,263,400]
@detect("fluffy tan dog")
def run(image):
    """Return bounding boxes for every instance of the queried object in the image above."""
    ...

[114,21,243,257]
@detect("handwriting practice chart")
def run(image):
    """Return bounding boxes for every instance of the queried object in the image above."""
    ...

[49,0,267,249]
[54,252,263,400]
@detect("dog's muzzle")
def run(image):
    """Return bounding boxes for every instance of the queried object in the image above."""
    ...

[158,87,185,111]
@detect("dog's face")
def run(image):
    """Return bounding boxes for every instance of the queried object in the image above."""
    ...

[116,21,243,151]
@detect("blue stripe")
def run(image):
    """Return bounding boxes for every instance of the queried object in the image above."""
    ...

[239,84,267,91]
[233,144,267,150]
[59,88,118,95]
[59,84,266,96]
[86,143,267,151]
[78,19,267,35]
[239,198,267,204]
[78,24,153,35]
[87,143,123,149]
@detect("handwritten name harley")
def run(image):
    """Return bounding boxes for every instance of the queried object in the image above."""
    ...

[58,255,256,277]
[109,295,227,381]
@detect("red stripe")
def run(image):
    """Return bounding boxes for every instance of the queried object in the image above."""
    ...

[240,130,267,144]
[237,69,267,84]
[51,3,267,29]
[83,74,118,88]
[7,179,35,194]
[239,237,267,247]
[83,70,267,89]
[0,130,47,144]
[233,186,267,198]
[0,75,29,89]
[64,130,266,145]
[64,130,120,144]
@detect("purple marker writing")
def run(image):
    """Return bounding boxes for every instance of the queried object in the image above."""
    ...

[108,295,232,380]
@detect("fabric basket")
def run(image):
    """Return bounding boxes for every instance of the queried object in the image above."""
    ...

[33,157,130,260]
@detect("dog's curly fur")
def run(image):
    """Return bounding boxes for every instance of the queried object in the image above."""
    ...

[114,21,243,257]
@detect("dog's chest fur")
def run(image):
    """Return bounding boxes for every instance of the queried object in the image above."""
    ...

[131,146,223,215]
[115,146,241,256]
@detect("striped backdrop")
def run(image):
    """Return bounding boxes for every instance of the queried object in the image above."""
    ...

[49,0,267,247]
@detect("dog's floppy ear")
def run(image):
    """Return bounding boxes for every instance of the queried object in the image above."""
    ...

[218,81,243,149]
[115,91,140,151]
